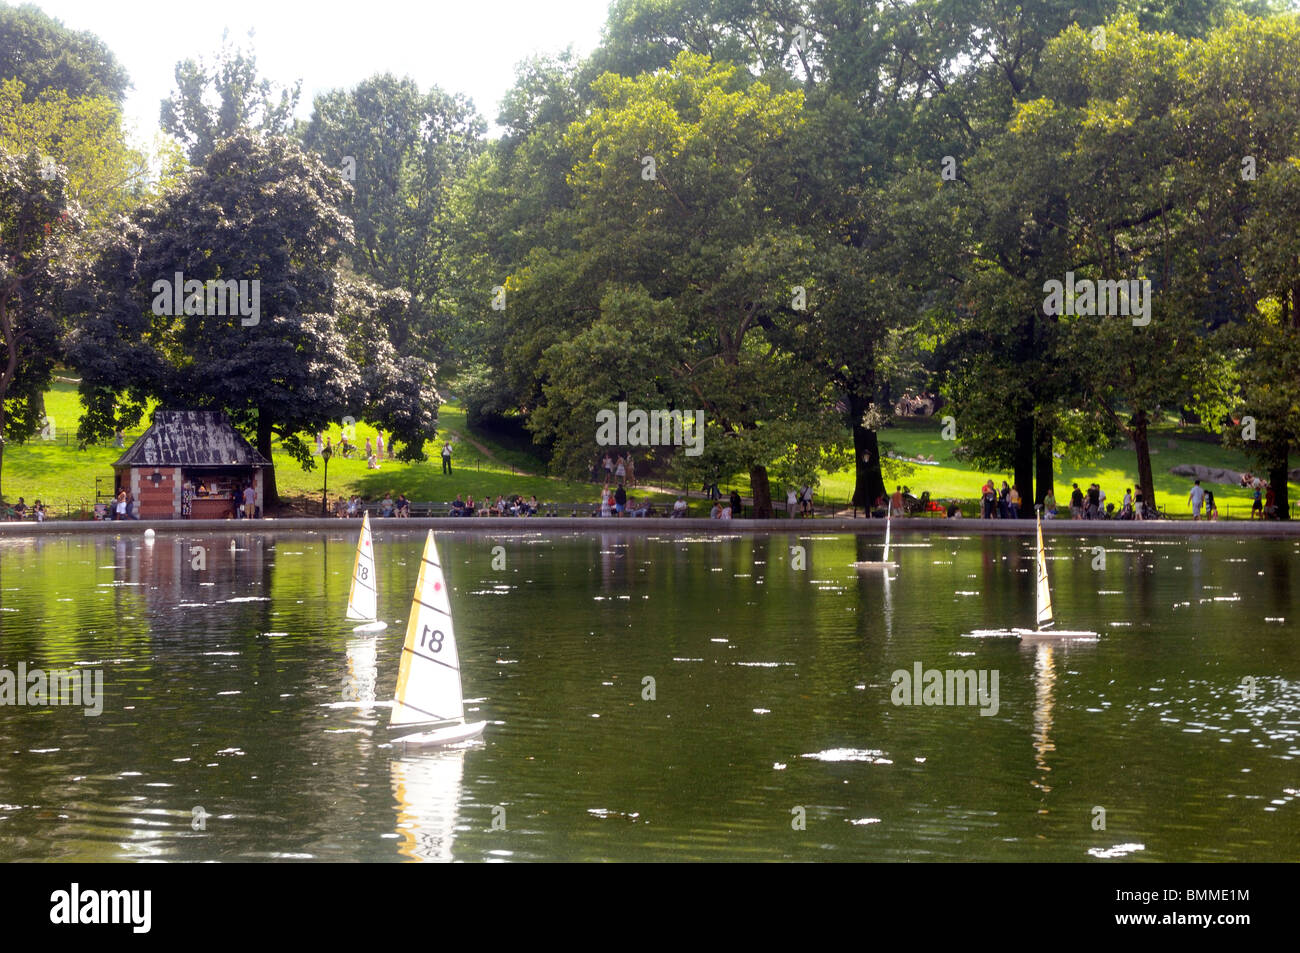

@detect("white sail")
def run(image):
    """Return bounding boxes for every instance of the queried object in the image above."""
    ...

[883,515,892,564]
[391,531,466,728]
[1035,517,1054,629]
[346,511,379,622]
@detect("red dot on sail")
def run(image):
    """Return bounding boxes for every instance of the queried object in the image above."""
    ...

[434,582,442,591]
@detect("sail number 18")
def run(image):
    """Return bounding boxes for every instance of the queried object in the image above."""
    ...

[419,625,445,653]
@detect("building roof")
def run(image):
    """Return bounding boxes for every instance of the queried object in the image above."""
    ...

[112,410,272,469]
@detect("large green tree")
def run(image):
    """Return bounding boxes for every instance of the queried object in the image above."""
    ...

[67,134,439,503]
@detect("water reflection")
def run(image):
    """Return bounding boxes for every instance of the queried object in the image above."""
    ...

[390,749,467,862]
[1031,643,1056,798]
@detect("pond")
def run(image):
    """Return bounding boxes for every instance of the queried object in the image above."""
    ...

[0,529,1295,861]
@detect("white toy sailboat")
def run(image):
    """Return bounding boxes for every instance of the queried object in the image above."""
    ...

[389,531,487,747]
[347,511,387,633]
[853,514,898,570]
[966,516,1098,641]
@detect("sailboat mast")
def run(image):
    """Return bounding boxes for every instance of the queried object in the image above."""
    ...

[1035,516,1055,630]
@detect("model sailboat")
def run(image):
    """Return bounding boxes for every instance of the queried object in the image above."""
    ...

[389,531,487,747]
[347,512,387,633]
[853,514,899,571]
[966,516,1098,641]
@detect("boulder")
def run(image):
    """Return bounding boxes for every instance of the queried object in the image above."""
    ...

[1169,464,1243,485]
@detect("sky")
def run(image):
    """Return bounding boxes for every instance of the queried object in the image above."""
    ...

[33,0,616,142]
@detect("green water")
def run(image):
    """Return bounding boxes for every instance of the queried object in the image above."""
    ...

[0,529,1295,861]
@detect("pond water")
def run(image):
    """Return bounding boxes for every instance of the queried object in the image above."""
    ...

[0,529,1295,862]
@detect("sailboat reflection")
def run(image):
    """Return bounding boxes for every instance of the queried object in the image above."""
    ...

[342,635,378,704]
[1031,643,1056,797]
[390,749,467,862]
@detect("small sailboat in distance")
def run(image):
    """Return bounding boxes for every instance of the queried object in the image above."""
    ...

[966,516,1098,641]
[853,514,899,571]
[389,531,487,747]
[347,511,387,633]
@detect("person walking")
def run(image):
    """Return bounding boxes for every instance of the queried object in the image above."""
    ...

[801,484,814,517]
[1204,489,1218,521]
[441,441,453,475]
[787,486,799,519]
[376,431,385,460]
[365,436,373,460]
[1070,483,1084,520]
[1188,479,1205,521]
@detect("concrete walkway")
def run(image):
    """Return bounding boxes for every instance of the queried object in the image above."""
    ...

[4,516,1299,537]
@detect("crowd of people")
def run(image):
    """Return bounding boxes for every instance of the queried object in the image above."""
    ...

[316,431,391,471]
[450,493,540,516]
[334,491,411,518]
[596,483,660,517]
[591,452,636,487]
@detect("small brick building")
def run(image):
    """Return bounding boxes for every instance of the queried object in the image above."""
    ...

[112,410,272,519]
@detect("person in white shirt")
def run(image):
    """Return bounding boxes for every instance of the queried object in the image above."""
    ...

[787,487,798,518]
[672,497,687,518]
[1188,480,1205,520]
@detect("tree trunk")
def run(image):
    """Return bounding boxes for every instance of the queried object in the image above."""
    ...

[1034,428,1054,506]
[849,389,886,510]
[1133,408,1155,512]
[748,464,775,518]
[1268,459,1289,520]
[1014,417,1034,516]
[257,411,278,504]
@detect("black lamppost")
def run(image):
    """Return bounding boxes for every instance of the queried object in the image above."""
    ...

[321,445,333,515]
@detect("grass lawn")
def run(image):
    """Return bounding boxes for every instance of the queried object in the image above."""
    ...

[3,383,1294,520]
[0,381,655,517]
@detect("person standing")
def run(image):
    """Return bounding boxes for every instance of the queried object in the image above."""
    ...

[1134,486,1145,520]
[376,431,385,460]
[602,454,614,484]
[315,433,323,456]
[730,489,743,518]
[614,482,627,516]
[625,452,635,487]
[114,491,127,521]
[787,486,798,518]
[599,488,612,518]
[243,483,257,519]
[890,485,904,518]
[1008,484,1021,519]
[1188,479,1205,521]
[1204,489,1218,520]
[441,441,453,475]
[1252,483,1263,519]
[614,454,627,483]
[801,484,814,517]
[1070,483,1084,519]
[1122,488,1133,519]
[998,481,1010,520]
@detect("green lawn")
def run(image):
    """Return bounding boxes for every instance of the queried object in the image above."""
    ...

[3,384,1294,519]
[0,382,644,517]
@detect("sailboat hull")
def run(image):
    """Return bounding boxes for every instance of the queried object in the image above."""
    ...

[393,721,487,747]
[351,620,388,634]
[852,561,898,570]
[964,627,1099,641]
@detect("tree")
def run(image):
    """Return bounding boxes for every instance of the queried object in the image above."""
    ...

[67,134,439,503]
[0,79,151,226]
[0,146,79,498]
[300,74,485,363]
[0,1,130,104]
[160,31,301,165]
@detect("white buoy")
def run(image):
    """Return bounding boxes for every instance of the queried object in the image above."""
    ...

[144,528,155,539]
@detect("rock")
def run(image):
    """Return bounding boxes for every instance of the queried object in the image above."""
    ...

[1168,464,1243,486]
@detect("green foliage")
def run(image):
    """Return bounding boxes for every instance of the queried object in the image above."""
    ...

[0,2,130,104]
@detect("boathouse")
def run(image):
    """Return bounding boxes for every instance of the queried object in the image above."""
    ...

[112,410,271,519]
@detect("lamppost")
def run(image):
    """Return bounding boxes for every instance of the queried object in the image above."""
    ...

[321,444,333,515]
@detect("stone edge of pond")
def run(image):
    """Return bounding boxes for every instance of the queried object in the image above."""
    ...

[3,517,1300,537]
